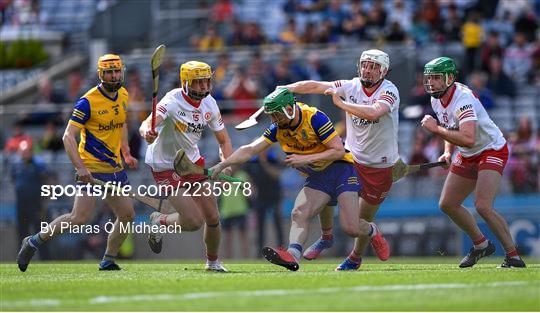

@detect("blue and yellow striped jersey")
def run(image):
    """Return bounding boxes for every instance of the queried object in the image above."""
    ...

[263,103,353,175]
[68,85,128,173]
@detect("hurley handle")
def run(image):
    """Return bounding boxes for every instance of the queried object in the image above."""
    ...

[419,161,447,170]
[205,169,245,183]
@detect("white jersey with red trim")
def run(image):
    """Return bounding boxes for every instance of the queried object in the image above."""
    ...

[430,82,506,157]
[333,78,400,168]
[145,88,224,171]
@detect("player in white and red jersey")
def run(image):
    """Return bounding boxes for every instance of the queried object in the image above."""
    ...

[421,57,525,268]
[280,49,398,270]
[139,61,233,272]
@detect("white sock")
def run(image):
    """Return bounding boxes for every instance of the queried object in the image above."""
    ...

[287,248,302,262]
[369,223,379,238]
[473,239,488,250]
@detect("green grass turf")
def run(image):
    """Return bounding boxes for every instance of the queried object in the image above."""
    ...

[1,257,539,311]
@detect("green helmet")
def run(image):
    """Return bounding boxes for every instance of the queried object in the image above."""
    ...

[423,57,458,99]
[424,57,457,76]
[263,88,296,119]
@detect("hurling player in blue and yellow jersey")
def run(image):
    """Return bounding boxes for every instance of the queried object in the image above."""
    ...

[210,88,389,271]
[17,54,138,272]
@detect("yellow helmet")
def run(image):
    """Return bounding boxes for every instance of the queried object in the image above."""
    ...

[180,61,212,100]
[97,54,125,92]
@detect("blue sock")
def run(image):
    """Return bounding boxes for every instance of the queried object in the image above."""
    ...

[289,243,303,253]
[29,233,44,248]
[368,223,378,237]
[288,243,303,261]
[100,254,117,267]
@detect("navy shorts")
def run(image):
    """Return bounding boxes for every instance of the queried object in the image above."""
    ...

[76,169,130,187]
[304,162,361,206]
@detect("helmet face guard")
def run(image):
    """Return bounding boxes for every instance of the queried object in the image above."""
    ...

[423,57,458,99]
[357,61,383,88]
[180,61,213,101]
[264,88,296,121]
[423,73,454,99]
[97,54,125,93]
[357,49,389,88]
[267,108,295,127]
[183,79,212,101]
[265,105,296,120]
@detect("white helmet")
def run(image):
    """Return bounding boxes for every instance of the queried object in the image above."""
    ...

[359,49,389,72]
[357,49,390,88]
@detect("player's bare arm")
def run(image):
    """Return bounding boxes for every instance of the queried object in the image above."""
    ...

[209,137,271,179]
[214,128,233,159]
[139,114,164,144]
[62,123,91,183]
[284,135,345,168]
[279,80,333,94]
[121,123,138,169]
[213,128,234,175]
[324,88,390,121]
[421,116,476,148]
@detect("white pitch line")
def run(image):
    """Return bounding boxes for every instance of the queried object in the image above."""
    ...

[1,299,61,307]
[3,280,533,308]
[90,281,533,303]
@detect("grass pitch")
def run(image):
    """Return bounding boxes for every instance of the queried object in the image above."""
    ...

[1,257,539,311]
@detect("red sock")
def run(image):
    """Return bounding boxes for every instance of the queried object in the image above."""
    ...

[506,249,519,258]
[473,236,486,245]
[473,236,488,249]
[348,250,361,263]
[322,227,333,241]
[159,214,168,226]
[207,253,218,262]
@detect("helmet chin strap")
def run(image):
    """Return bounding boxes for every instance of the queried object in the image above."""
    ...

[430,89,446,99]
[100,80,122,92]
[188,89,209,101]
[360,78,381,88]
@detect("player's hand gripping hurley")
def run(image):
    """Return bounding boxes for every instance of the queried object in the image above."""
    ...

[151,45,166,133]
[173,149,243,183]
